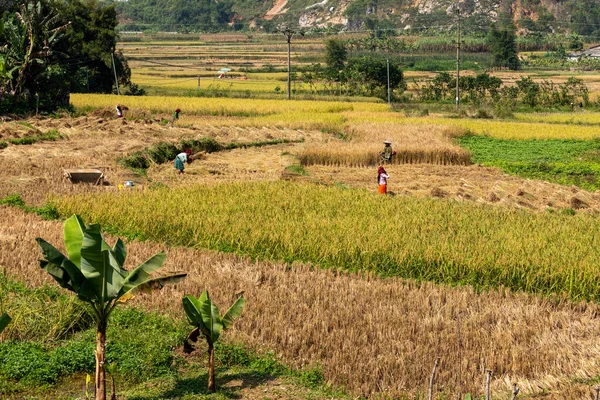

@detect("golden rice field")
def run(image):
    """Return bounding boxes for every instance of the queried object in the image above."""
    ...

[71,94,600,140]
[300,123,471,167]
[349,114,600,140]
[514,111,600,125]
[6,208,600,399]
[51,181,600,302]
[71,93,385,116]
[7,89,600,398]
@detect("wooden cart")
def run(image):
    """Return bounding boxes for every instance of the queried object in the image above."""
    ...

[63,169,104,185]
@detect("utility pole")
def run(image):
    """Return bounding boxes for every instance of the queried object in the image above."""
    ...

[455,4,460,112]
[197,75,201,91]
[279,25,303,100]
[386,58,391,106]
[111,52,120,95]
[287,33,291,100]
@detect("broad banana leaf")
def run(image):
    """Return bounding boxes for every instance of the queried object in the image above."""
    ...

[199,291,223,344]
[112,238,127,269]
[0,313,10,334]
[221,296,245,330]
[37,238,85,293]
[79,224,125,301]
[63,214,85,268]
[182,295,204,326]
[132,272,187,294]
[119,252,166,296]
[39,214,186,314]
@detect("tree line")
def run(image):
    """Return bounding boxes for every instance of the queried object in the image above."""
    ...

[0,0,137,113]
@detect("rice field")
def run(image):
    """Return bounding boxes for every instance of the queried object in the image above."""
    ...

[8,78,600,398]
[362,115,600,140]
[51,181,600,302]
[70,94,600,140]
[515,111,600,125]
[71,93,385,116]
[4,208,600,399]
[300,123,471,167]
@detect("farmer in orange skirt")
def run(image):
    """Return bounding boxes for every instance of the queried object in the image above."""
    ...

[377,165,389,194]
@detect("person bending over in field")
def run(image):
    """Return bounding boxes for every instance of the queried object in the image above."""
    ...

[172,108,181,124]
[174,149,192,174]
[116,104,128,119]
[377,165,390,195]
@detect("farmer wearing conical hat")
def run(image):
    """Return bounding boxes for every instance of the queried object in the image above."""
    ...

[381,140,394,164]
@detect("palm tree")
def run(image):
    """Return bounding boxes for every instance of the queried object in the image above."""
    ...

[182,291,245,393]
[37,214,186,400]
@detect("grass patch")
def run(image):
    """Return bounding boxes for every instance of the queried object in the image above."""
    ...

[458,135,600,190]
[285,164,308,176]
[0,194,59,220]
[6,129,62,146]
[119,138,304,171]
[53,180,600,302]
[0,272,345,399]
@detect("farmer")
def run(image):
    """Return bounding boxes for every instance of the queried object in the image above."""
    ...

[380,140,395,164]
[116,104,123,118]
[377,165,390,195]
[174,149,192,174]
[172,108,181,123]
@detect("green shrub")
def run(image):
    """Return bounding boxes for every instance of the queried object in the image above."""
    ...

[146,142,179,164]
[285,164,308,175]
[0,342,57,384]
[297,366,325,389]
[249,352,286,376]
[0,307,187,388]
[50,340,95,376]
[0,195,59,221]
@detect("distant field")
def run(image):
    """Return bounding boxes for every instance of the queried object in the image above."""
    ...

[71,94,600,140]
[118,36,600,101]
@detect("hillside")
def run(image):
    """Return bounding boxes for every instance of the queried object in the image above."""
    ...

[113,0,596,35]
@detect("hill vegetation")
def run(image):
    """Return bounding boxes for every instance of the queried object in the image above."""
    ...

[110,0,600,38]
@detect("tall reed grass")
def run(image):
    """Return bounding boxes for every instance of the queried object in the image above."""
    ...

[53,181,600,302]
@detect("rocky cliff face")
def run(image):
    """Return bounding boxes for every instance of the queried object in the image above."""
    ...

[260,0,564,31]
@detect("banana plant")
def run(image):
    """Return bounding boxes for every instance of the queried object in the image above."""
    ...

[182,291,245,393]
[37,214,186,400]
[0,313,10,334]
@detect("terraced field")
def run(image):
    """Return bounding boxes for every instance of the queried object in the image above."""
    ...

[4,80,600,398]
